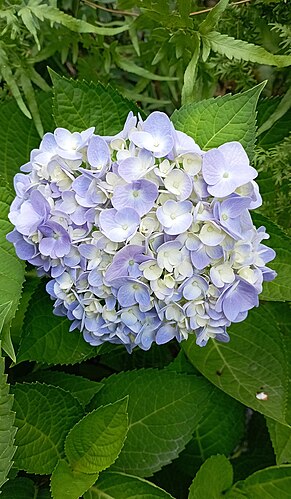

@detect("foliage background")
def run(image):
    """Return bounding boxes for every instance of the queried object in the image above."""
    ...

[0,0,290,498]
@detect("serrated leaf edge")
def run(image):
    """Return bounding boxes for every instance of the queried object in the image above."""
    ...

[0,343,17,490]
[64,397,129,474]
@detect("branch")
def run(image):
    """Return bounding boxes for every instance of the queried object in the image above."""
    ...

[80,0,138,17]
[189,0,252,17]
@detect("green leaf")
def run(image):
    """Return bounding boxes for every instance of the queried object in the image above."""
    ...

[84,471,174,498]
[204,32,291,67]
[150,383,245,499]
[9,275,39,352]
[225,465,291,499]
[29,67,51,93]
[1,323,15,365]
[0,92,53,187]
[50,459,98,499]
[0,303,15,363]
[128,24,140,56]
[114,54,178,81]
[188,455,233,498]
[12,382,83,474]
[28,4,130,36]
[0,183,25,361]
[50,70,143,134]
[171,83,265,158]
[199,0,230,35]
[99,342,174,372]
[65,398,128,474]
[177,0,192,22]
[17,285,100,366]
[183,302,291,426]
[0,48,31,119]
[26,370,103,407]
[165,349,200,375]
[257,97,280,130]
[0,302,13,334]
[181,34,200,106]
[201,37,211,62]
[267,419,291,465]
[0,345,17,489]
[18,6,40,50]
[258,110,291,150]
[256,96,291,149]
[257,86,291,136]
[252,214,291,302]
[176,389,245,477]
[1,477,36,498]
[152,43,167,66]
[90,369,216,477]
[20,70,44,137]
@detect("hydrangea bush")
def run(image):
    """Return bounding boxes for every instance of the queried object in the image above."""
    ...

[7,111,276,352]
[1,63,290,498]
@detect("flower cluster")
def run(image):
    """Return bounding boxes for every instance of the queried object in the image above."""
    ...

[7,112,276,351]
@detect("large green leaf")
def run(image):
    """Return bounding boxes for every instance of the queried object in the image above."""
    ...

[65,398,129,474]
[176,388,245,477]
[188,455,233,498]
[165,352,245,476]
[204,32,291,67]
[183,302,291,426]
[12,382,83,474]
[267,419,291,465]
[0,93,53,187]
[50,70,143,134]
[226,465,291,499]
[150,384,245,499]
[26,370,103,408]
[17,285,100,366]
[0,346,17,490]
[84,472,174,498]
[252,214,291,302]
[90,369,215,477]
[1,477,36,498]
[171,83,265,158]
[189,459,291,499]
[50,459,98,499]
[0,183,25,360]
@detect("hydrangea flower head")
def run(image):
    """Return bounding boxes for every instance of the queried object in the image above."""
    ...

[7,111,276,352]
